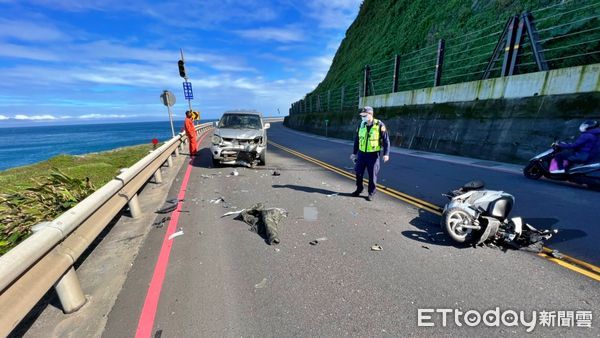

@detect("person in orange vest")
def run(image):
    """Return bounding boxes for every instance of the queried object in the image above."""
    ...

[184,110,198,156]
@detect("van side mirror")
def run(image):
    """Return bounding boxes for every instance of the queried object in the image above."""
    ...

[264,123,271,129]
[213,121,218,127]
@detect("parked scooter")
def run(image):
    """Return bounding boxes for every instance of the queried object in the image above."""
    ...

[523,143,600,189]
[441,181,555,251]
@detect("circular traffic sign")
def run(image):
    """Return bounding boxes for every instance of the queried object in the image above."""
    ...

[160,91,176,107]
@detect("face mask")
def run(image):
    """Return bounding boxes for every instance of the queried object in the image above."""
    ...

[361,116,369,123]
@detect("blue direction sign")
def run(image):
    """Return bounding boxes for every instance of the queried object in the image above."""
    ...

[182,81,193,100]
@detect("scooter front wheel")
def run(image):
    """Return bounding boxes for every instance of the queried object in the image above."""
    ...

[443,208,475,244]
[523,162,543,180]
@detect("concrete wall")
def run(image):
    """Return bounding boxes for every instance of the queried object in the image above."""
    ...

[285,64,600,164]
[361,64,600,108]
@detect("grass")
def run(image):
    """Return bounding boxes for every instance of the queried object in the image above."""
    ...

[0,143,155,254]
[0,144,154,193]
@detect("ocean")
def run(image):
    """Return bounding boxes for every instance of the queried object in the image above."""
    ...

[0,120,211,171]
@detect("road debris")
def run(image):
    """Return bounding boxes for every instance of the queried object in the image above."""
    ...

[371,244,383,251]
[421,245,430,250]
[254,278,267,289]
[153,216,170,228]
[232,169,239,176]
[210,197,225,204]
[274,248,280,252]
[272,170,281,176]
[200,174,211,179]
[309,240,319,245]
[303,207,318,221]
[168,230,184,240]
[156,199,179,214]
[550,250,564,259]
[326,193,339,197]
[222,210,246,217]
[236,203,287,245]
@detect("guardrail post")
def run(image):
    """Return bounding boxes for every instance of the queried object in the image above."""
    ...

[55,267,87,313]
[174,147,179,157]
[166,155,173,167]
[152,168,163,184]
[119,168,142,218]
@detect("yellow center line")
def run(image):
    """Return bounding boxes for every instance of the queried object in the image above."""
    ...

[269,140,600,282]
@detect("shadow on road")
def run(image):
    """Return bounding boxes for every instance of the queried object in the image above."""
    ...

[272,184,353,197]
[402,209,462,248]
[190,147,213,168]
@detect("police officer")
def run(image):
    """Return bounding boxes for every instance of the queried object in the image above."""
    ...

[350,106,390,201]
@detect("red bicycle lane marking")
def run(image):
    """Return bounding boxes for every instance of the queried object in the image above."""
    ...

[135,131,209,338]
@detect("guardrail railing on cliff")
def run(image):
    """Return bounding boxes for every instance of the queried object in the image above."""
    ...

[290,0,600,115]
[0,122,212,336]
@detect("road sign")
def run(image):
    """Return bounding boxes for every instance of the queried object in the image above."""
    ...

[191,111,200,120]
[160,91,176,107]
[183,81,193,100]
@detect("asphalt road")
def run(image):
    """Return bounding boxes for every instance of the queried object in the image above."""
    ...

[267,123,600,266]
[103,129,599,337]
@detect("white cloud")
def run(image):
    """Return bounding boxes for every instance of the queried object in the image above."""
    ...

[235,26,304,43]
[0,18,67,42]
[14,114,58,120]
[0,43,61,61]
[0,114,8,120]
[78,114,129,119]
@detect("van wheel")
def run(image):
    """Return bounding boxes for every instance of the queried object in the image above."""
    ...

[259,149,266,166]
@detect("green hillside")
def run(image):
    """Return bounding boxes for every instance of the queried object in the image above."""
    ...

[308,0,599,99]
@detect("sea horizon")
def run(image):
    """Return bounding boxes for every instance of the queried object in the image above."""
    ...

[0,120,215,171]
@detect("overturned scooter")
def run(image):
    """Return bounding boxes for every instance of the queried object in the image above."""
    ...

[441,181,556,252]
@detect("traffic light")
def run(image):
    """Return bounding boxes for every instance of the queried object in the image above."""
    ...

[178,60,186,78]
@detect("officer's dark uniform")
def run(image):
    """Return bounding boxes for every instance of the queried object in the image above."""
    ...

[352,116,390,199]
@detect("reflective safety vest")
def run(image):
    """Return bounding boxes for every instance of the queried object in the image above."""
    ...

[358,119,382,152]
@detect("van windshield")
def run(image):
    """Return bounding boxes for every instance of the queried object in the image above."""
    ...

[218,114,262,129]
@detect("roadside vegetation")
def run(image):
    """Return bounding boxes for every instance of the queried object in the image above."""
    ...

[0,144,153,255]
[313,0,599,94]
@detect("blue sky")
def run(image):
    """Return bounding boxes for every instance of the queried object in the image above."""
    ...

[0,0,361,125]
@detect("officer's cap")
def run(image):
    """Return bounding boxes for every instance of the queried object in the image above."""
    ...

[359,106,374,116]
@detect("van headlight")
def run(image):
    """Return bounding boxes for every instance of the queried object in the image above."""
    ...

[212,135,222,145]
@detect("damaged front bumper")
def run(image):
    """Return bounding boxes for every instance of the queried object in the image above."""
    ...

[211,141,265,166]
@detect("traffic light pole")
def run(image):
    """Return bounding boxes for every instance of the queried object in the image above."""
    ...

[180,49,194,123]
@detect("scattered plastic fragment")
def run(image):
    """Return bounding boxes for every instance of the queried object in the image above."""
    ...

[371,244,383,251]
[200,174,211,179]
[232,169,239,176]
[309,240,319,245]
[303,207,318,221]
[254,278,267,289]
[550,250,563,259]
[210,197,225,204]
[154,329,163,338]
[156,201,178,214]
[272,170,281,176]
[315,237,328,242]
[153,216,170,228]
[168,230,184,240]
[222,210,246,217]
[326,193,339,197]
[274,248,280,252]
[421,245,430,250]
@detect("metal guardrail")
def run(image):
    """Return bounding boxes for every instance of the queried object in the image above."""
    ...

[0,122,213,336]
